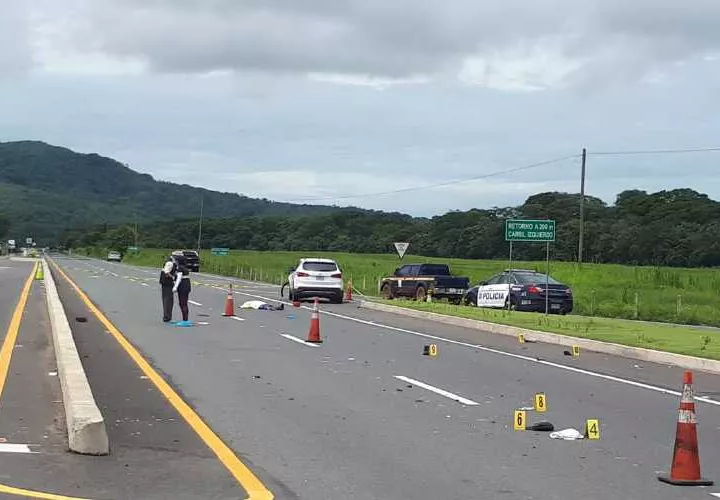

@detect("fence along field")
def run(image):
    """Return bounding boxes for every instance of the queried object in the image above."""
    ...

[94,248,720,328]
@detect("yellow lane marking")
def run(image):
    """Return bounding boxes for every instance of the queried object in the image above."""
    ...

[0,263,99,499]
[0,483,93,500]
[51,260,274,500]
[0,263,37,400]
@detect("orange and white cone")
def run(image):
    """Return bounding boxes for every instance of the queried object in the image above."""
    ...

[658,371,713,486]
[222,284,235,317]
[345,281,353,302]
[306,298,322,343]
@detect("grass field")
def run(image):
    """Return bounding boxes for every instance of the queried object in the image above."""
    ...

[377,300,720,360]
[81,247,720,328]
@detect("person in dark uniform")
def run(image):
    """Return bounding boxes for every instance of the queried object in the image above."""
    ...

[159,258,177,322]
[172,255,192,322]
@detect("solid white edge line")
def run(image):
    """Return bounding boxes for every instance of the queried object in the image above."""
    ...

[188,300,203,306]
[395,375,479,406]
[280,333,320,348]
[216,287,720,408]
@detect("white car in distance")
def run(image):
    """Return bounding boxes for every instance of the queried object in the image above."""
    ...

[287,258,344,304]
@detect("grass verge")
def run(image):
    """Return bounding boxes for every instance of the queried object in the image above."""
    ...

[376,299,720,360]
[75,247,720,328]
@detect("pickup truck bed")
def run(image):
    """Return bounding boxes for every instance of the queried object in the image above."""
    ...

[379,263,469,304]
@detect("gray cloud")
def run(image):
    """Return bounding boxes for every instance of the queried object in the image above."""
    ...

[0,3,33,76]
[17,0,716,88]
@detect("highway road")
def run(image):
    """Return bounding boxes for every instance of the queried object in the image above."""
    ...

[51,255,720,500]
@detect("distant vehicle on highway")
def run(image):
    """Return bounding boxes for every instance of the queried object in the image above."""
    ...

[379,263,469,304]
[107,251,122,262]
[172,250,200,272]
[287,258,344,304]
[464,269,573,314]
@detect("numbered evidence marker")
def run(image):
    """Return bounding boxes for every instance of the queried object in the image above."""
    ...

[534,393,547,413]
[514,410,526,431]
[572,345,580,357]
[518,334,525,344]
[423,344,438,357]
[585,419,600,440]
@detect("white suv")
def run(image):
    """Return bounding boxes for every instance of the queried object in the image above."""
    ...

[287,258,344,304]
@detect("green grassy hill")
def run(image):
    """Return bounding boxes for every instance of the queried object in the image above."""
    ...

[0,141,352,243]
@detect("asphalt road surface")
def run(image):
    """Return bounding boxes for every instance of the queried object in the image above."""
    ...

[52,255,720,500]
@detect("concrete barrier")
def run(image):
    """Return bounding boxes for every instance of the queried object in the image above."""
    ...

[360,300,720,375]
[43,259,109,455]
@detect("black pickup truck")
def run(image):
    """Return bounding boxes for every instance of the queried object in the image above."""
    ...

[379,263,470,304]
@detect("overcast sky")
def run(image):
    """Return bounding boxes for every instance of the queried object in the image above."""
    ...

[2,1,720,216]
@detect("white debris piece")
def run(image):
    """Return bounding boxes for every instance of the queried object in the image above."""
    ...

[549,428,585,440]
[240,300,268,309]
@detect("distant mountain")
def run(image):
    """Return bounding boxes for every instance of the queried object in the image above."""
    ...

[0,141,352,242]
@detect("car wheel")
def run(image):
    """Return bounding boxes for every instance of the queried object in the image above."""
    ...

[450,298,462,306]
[331,293,344,305]
[504,297,517,311]
[415,286,427,302]
[381,283,394,300]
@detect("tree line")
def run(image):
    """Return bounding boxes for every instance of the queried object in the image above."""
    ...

[61,188,720,268]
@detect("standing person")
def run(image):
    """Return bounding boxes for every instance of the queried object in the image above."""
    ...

[173,255,192,322]
[159,258,176,322]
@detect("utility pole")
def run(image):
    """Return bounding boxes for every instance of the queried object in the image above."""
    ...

[196,196,204,253]
[134,214,138,247]
[578,148,587,264]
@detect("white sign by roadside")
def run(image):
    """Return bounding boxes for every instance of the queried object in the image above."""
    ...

[394,242,410,259]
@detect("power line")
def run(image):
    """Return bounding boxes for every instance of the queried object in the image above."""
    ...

[590,146,720,156]
[289,154,580,203]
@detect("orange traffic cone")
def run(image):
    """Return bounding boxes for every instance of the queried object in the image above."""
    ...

[658,371,713,486]
[222,284,235,317]
[306,298,322,343]
[345,281,353,302]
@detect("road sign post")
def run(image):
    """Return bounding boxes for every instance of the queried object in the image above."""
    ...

[211,247,230,256]
[505,220,556,315]
[394,242,410,261]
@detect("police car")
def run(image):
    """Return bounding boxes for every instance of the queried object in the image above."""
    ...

[463,269,573,314]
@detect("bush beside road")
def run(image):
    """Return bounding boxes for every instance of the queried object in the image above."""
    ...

[77,247,720,328]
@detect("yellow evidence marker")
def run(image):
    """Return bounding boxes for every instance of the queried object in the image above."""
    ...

[514,410,526,431]
[585,419,600,440]
[572,345,580,357]
[518,334,525,344]
[534,393,547,413]
[429,344,438,357]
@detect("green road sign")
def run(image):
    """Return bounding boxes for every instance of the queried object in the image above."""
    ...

[505,219,556,242]
[127,246,139,252]
[211,247,230,256]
